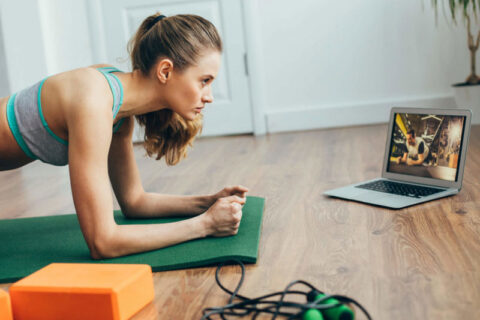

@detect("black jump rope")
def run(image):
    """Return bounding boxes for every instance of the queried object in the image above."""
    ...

[201,260,372,320]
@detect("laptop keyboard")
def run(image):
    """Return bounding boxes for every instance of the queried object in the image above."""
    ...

[355,180,445,198]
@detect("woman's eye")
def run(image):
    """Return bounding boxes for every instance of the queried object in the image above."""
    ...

[202,78,211,85]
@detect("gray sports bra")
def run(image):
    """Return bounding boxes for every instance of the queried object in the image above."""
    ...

[6,67,124,166]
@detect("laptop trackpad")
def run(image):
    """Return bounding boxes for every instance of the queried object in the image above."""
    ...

[351,189,390,202]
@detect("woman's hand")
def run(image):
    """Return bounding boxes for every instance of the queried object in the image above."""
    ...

[212,185,249,203]
[202,195,245,237]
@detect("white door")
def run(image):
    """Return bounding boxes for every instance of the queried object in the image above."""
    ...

[97,0,253,137]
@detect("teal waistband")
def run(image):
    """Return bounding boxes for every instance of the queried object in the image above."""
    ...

[6,94,38,160]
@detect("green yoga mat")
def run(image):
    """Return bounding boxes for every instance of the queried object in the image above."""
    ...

[0,196,264,283]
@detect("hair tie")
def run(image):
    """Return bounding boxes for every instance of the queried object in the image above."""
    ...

[151,15,166,28]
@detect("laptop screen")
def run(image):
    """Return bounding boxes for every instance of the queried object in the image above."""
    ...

[386,112,467,182]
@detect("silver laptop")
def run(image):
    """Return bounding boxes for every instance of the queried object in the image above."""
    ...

[324,107,472,209]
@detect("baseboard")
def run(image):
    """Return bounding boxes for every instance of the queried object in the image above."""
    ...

[265,95,456,133]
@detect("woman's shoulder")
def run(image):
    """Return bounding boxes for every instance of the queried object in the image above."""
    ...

[88,63,116,69]
[53,64,119,84]
[47,66,116,119]
[67,65,115,85]
[54,66,115,101]
[49,65,109,88]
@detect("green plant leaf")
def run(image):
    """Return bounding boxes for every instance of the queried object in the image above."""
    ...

[450,0,456,21]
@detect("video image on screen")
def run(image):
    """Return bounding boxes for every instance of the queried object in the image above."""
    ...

[387,113,465,182]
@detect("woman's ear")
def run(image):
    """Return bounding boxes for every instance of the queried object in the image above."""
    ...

[156,58,174,83]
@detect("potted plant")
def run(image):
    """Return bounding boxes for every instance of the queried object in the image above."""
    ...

[432,0,480,123]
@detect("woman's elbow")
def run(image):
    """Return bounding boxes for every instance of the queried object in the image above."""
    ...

[119,206,144,219]
[90,234,120,260]
[119,194,144,219]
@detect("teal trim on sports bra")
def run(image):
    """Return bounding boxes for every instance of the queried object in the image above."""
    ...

[113,118,125,133]
[98,67,119,72]
[34,67,125,146]
[97,67,125,132]
[37,78,69,146]
[109,72,124,120]
[99,70,118,113]
[6,94,38,159]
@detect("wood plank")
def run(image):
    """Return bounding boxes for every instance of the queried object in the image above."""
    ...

[1,124,479,319]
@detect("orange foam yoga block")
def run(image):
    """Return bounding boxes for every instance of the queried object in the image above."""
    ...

[0,289,13,320]
[10,263,155,320]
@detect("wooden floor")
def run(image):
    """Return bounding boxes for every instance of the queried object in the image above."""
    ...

[1,124,479,319]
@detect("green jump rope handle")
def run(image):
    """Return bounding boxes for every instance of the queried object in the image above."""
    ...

[306,293,355,320]
[303,308,324,320]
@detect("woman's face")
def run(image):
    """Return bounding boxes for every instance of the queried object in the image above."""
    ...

[166,50,221,121]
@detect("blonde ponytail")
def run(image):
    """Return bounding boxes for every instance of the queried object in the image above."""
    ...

[128,13,222,165]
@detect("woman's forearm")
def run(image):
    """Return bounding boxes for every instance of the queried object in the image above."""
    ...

[123,192,215,218]
[91,195,245,259]
[95,213,212,258]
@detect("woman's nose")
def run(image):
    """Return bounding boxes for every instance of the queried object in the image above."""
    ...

[203,87,213,103]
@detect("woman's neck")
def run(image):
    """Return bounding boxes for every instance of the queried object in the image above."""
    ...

[115,70,168,118]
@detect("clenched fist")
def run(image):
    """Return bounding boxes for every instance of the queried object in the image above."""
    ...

[212,185,249,203]
[202,195,245,237]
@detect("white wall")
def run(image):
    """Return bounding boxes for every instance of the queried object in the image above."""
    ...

[0,14,9,97]
[0,0,48,92]
[0,0,93,92]
[257,0,468,132]
[0,0,471,133]
[38,0,93,75]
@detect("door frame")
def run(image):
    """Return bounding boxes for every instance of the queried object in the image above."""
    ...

[242,0,266,135]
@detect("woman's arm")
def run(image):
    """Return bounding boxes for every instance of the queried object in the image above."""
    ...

[107,116,212,217]
[107,117,248,218]
[67,91,243,259]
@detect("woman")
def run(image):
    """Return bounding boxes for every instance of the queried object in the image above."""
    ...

[0,13,249,259]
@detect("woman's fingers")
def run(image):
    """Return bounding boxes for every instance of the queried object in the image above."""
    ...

[224,195,247,209]
[232,206,242,221]
[220,195,246,205]
[233,185,249,197]
[206,192,247,237]
[223,185,249,196]
[234,185,249,192]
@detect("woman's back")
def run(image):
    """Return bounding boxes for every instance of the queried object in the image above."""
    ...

[0,65,124,168]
